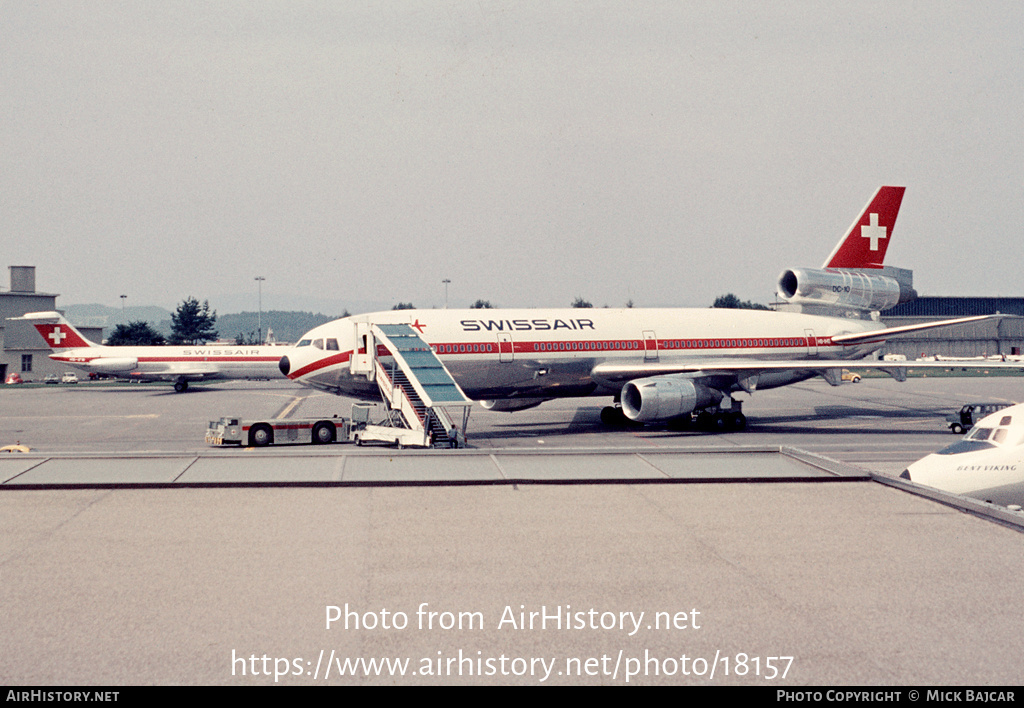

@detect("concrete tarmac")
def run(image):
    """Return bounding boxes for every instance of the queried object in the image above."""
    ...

[2,377,1023,685]
[4,376,1020,474]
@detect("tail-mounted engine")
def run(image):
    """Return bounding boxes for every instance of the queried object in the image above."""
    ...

[777,266,916,317]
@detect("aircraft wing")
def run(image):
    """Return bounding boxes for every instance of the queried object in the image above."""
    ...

[829,315,997,345]
[593,314,1017,385]
[134,362,222,380]
[591,357,1024,388]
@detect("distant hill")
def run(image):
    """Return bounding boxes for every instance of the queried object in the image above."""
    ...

[65,305,340,344]
[204,311,340,344]
[64,304,172,329]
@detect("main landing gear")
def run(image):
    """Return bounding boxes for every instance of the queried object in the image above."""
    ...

[600,403,747,432]
[690,409,747,432]
[174,379,190,393]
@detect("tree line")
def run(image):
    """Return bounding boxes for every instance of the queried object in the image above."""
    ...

[107,293,770,345]
[107,297,217,346]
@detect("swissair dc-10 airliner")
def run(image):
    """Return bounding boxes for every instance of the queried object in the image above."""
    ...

[280,187,1009,430]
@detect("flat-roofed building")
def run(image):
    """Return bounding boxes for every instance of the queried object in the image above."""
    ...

[881,296,1024,359]
[1,266,103,381]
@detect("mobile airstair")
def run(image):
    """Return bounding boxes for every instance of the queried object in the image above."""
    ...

[354,323,473,448]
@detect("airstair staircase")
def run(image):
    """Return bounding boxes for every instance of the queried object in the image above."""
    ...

[364,324,473,447]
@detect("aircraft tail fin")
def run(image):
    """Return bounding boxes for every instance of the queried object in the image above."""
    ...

[821,186,906,269]
[19,311,99,350]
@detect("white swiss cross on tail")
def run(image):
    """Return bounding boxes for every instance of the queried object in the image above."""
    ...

[860,213,887,251]
[822,185,905,269]
[29,317,93,350]
[48,327,67,345]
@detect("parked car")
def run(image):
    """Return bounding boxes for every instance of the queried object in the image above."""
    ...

[5,373,24,384]
[44,374,60,384]
[61,372,79,384]
[841,369,862,383]
[947,402,1015,434]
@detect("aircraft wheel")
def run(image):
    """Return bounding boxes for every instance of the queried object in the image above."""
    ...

[249,424,273,447]
[355,435,363,446]
[729,413,747,431]
[601,406,626,426]
[312,422,335,444]
[707,414,727,432]
[174,380,188,393]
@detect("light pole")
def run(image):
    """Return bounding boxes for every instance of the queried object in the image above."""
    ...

[442,279,451,309]
[120,295,127,319]
[254,276,265,344]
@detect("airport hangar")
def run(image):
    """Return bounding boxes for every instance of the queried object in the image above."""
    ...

[879,296,1024,359]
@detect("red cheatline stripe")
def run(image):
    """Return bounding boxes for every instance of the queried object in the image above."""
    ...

[288,351,352,379]
[428,336,829,354]
[289,335,843,379]
[135,357,283,363]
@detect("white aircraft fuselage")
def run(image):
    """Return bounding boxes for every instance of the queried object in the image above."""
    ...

[23,312,286,391]
[52,342,286,382]
[282,306,884,401]
[903,403,1024,507]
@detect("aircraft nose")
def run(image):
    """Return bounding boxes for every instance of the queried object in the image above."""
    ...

[279,356,290,376]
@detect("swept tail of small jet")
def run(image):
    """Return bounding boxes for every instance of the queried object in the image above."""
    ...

[22,311,100,350]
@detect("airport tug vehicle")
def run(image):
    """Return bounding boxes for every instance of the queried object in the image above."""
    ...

[206,412,355,447]
[206,403,459,449]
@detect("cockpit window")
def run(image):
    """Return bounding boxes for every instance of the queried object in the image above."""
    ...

[326,339,339,351]
[993,428,1008,444]
[1000,416,1013,426]
[937,440,996,455]
[968,427,992,441]
[313,339,324,350]
[297,339,311,347]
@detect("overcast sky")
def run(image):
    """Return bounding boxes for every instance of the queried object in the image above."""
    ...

[2,2,1022,315]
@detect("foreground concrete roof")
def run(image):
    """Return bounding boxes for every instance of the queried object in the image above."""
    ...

[2,448,1021,685]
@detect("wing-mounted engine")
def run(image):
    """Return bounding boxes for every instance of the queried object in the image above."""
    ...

[620,375,722,422]
[776,266,916,318]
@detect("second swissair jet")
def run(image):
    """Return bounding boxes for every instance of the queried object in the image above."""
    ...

[280,187,1009,429]
[21,312,286,392]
